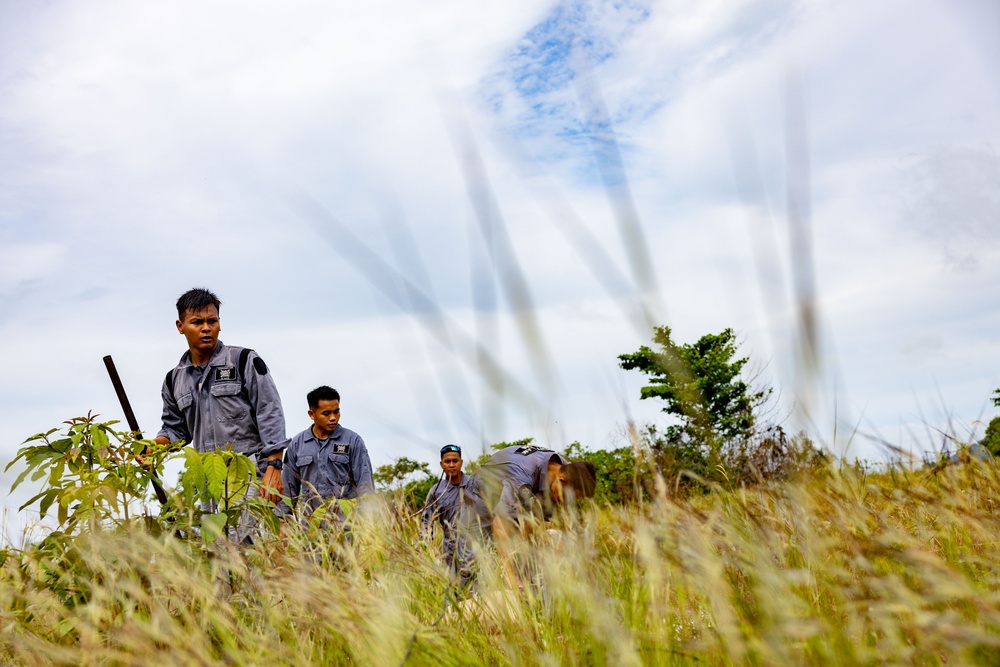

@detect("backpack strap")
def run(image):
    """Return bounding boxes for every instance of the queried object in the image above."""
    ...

[164,348,258,430]
[236,347,258,431]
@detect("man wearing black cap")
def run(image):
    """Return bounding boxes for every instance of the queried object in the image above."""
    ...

[420,444,490,589]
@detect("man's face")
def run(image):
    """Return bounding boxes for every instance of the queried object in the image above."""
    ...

[176,305,221,356]
[441,451,463,482]
[308,399,341,437]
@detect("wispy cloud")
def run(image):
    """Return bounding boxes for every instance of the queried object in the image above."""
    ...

[479,0,650,171]
[479,0,799,177]
[903,145,1000,272]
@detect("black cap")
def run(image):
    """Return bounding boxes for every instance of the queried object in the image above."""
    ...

[440,444,461,458]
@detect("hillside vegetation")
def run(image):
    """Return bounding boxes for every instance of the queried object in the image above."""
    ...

[3,448,1000,666]
[3,331,997,665]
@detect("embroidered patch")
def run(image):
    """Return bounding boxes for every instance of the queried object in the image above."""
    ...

[214,366,237,382]
[333,443,350,455]
[515,445,552,456]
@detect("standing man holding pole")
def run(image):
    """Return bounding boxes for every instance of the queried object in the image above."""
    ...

[153,288,288,539]
[420,444,491,590]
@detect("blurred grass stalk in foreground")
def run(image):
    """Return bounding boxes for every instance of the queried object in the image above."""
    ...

[5,62,996,666]
[4,457,1000,665]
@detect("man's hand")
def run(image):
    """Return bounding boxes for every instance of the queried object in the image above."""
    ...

[136,435,172,469]
[261,456,284,503]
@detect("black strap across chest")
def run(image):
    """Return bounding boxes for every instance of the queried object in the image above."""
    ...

[164,347,257,428]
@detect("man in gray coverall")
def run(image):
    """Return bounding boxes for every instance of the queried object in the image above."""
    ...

[477,443,596,526]
[421,444,491,589]
[280,385,374,523]
[477,443,597,586]
[154,288,288,539]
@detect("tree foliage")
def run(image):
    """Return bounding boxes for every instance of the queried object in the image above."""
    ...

[617,326,827,494]
[374,457,431,490]
[563,442,647,505]
[618,326,766,443]
[979,388,1000,457]
[374,456,436,510]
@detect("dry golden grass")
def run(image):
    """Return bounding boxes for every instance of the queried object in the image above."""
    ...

[3,458,1000,666]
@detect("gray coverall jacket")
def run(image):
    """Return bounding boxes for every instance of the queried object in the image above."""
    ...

[158,341,287,543]
[420,473,491,580]
[280,424,374,518]
[476,445,566,521]
[157,341,287,461]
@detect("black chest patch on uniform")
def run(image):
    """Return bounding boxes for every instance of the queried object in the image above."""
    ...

[515,444,551,456]
[333,443,350,455]
[214,366,238,382]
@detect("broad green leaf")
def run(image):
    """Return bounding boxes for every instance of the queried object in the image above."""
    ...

[4,452,26,472]
[131,439,150,456]
[201,512,228,543]
[204,453,227,501]
[339,498,357,521]
[38,488,60,519]
[224,454,252,505]
[180,447,205,492]
[60,486,84,507]
[10,461,40,492]
[22,428,58,444]
[57,498,68,526]
[90,425,109,451]
[100,485,118,511]
[18,488,53,512]
[50,437,72,454]
[48,459,65,487]
[56,618,75,638]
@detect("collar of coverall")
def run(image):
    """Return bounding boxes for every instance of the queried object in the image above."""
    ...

[307,423,344,443]
[177,340,227,369]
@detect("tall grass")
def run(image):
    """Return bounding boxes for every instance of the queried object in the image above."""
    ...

[3,456,1000,665]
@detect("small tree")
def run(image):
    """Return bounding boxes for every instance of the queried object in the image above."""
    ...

[619,326,767,444]
[374,457,436,509]
[619,326,773,492]
[981,388,1000,457]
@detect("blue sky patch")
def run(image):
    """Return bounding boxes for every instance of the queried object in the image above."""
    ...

[480,0,651,179]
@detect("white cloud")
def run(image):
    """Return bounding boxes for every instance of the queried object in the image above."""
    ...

[1,0,999,531]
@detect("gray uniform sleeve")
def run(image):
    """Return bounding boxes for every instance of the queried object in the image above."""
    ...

[495,478,523,519]
[244,352,287,456]
[157,374,189,443]
[350,435,375,496]
[279,442,301,516]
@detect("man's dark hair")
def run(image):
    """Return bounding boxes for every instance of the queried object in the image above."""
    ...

[176,288,221,320]
[562,461,597,499]
[307,385,341,409]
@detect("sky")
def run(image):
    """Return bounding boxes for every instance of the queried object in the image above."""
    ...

[1,0,998,536]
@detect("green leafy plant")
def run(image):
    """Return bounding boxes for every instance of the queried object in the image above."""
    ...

[7,414,272,544]
[173,446,267,542]
[6,413,174,532]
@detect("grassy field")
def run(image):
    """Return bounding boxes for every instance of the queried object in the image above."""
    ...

[3,454,1000,666]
